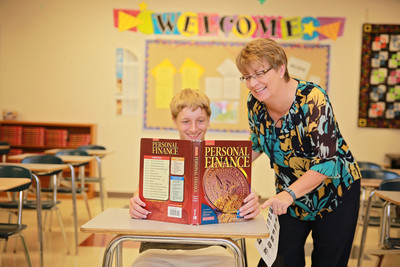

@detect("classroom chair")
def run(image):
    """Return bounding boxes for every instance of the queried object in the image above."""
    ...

[358,161,382,170]
[0,165,33,267]
[21,155,69,253]
[0,141,10,162]
[77,145,107,210]
[359,169,400,226]
[55,149,92,218]
[366,179,400,267]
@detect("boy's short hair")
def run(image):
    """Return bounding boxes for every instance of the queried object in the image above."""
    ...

[170,88,211,119]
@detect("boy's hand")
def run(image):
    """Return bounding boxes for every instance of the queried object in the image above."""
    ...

[129,195,150,219]
[238,192,260,219]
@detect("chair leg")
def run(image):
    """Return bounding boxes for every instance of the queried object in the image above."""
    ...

[55,208,70,254]
[20,233,32,267]
[43,210,49,231]
[375,255,384,267]
[82,191,92,219]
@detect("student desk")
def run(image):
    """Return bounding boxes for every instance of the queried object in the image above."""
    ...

[357,188,400,267]
[375,190,400,245]
[81,208,269,267]
[45,148,114,158]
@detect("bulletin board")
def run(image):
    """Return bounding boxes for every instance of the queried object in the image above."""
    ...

[144,39,330,132]
[358,24,400,128]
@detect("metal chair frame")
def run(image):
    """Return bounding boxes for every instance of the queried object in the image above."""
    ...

[21,155,70,254]
[0,165,33,267]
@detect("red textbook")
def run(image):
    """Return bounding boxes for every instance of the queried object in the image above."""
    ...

[138,138,252,225]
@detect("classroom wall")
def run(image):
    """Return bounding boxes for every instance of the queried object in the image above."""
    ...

[0,0,399,199]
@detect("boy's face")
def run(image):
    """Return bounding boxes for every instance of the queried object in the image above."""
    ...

[173,107,210,141]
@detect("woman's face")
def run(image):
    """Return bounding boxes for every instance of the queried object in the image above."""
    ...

[173,107,210,141]
[241,61,283,104]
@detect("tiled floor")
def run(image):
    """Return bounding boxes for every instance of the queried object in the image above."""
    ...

[1,196,399,267]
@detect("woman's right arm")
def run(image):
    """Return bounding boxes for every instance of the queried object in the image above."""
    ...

[129,188,150,219]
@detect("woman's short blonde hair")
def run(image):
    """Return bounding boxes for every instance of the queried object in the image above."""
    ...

[170,88,211,119]
[236,38,290,81]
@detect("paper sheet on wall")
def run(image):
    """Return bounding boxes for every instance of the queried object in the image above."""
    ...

[255,207,280,267]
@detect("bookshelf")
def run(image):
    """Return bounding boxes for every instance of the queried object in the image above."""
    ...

[0,121,97,198]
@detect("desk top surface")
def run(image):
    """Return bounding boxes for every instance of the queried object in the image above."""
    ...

[45,148,113,156]
[7,153,95,164]
[375,191,400,206]
[361,178,383,188]
[81,208,269,239]
[0,178,31,191]
[8,153,38,161]
[0,162,69,172]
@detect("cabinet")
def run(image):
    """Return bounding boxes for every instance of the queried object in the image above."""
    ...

[0,121,97,198]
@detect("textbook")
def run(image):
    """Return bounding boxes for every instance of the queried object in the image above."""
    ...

[138,138,252,225]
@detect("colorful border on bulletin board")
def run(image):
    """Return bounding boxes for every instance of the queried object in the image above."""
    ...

[143,39,330,132]
[358,24,400,128]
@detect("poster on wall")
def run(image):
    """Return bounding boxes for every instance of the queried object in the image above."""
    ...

[144,39,330,132]
[358,24,400,128]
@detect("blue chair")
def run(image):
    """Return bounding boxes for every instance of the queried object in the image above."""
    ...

[77,145,107,210]
[0,141,10,162]
[55,149,92,218]
[358,161,382,170]
[378,179,400,248]
[21,155,69,253]
[361,169,400,179]
[359,169,400,226]
[363,179,400,267]
[0,165,33,267]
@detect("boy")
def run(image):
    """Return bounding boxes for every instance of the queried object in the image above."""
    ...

[129,88,260,266]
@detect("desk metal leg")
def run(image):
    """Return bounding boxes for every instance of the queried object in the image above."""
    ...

[239,238,248,267]
[102,235,245,267]
[32,174,43,267]
[379,202,391,248]
[357,190,375,267]
[67,163,79,255]
[94,156,105,211]
[78,165,92,219]
[114,243,122,267]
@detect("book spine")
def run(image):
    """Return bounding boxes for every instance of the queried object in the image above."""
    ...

[191,140,201,225]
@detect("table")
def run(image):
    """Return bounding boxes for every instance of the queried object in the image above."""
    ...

[81,208,269,267]
[0,177,31,191]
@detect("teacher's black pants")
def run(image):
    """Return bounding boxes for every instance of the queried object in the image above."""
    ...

[258,179,360,267]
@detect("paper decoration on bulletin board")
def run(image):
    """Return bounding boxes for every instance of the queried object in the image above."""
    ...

[115,48,139,116]
[358,24,400,128]
[144,40,330,132]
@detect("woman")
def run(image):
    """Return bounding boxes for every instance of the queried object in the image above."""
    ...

[236,38,361,267]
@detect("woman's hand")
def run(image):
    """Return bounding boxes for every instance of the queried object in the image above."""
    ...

[239,192,260,219]
[261,191,293,215]
[129,195,150,219]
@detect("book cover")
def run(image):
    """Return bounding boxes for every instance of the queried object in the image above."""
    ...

[138,138,252,225]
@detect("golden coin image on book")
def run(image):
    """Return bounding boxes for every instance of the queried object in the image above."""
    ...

[203,163,250,215]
